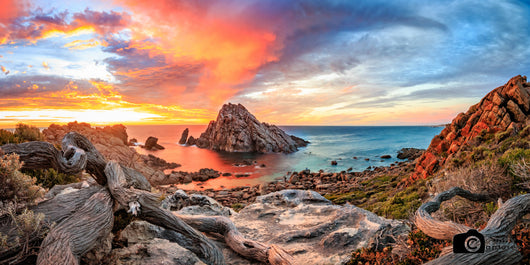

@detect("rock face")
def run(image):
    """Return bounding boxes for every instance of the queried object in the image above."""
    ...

[194,103,309,153]
[142,136,164,150]
[178,128,189,144]
[107,238,205,265]
[116,189,408,265]
[412,75,530,179]
[42,122,178,184]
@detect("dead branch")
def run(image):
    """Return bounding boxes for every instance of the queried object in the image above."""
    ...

[415,187,529,265]
[1,132,296,265]
[37,188,114,265]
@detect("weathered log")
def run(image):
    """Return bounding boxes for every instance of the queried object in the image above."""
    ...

[1,132,151,190]
[415,187,529,265]
[37,188,114,265]
[1,141,88,179]
[175,213,294,265]
[1,132,293,265]
[104,161,225,265]
[415,187,491,240]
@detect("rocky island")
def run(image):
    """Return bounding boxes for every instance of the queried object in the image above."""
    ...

[181,103,309,153]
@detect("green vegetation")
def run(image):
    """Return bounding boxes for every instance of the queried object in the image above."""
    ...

[0,153,44,204]
[0,153,48,263]
[325,174,428,219]
[230,203,245,212]
[0,123,43,145]
[23,169,81,190]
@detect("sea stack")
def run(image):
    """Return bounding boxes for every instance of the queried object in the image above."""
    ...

[179,128,189,144]
[194,103,309,153]
[412,75,530,179]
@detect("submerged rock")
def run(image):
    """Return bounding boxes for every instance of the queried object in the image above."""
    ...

[194,103,309,153]
[143,136,165,150]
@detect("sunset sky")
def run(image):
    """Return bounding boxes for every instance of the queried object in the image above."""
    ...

[0,0,529,126]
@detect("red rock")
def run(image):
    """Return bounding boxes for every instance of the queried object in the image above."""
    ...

[411,75,530,180]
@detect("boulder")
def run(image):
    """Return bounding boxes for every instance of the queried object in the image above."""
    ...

[194,103,308,153]
[128,138,138,146]
[380,155,392,159]
[143,136,165,150]
[179,128,189,145]
[397,148,424,160]
[210,190,408,264]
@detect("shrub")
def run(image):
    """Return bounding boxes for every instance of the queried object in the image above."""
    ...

[346,229,450,265]
[14,123,43,142]
[0,129,18,145]
[23,168,81,190]
[0,153,44,204]
[0,123,44,145]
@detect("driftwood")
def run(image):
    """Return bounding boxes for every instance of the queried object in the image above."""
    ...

[0,132,294,265]
[415,187,530,265]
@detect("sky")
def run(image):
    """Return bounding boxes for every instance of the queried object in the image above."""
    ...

[0,0,529,126]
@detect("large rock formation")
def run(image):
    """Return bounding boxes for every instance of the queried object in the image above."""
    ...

[115,190,408,265]
[413,75,530,179]
[142,136,165,150]
[194,103,309,153]
[42,122,179,184]
[178,128,189,144]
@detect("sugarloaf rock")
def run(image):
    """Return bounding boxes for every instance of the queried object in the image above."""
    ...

[195,103,309,153]
[412,75,530,179]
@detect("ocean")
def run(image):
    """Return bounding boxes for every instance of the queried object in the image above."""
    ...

[127,125,443,189]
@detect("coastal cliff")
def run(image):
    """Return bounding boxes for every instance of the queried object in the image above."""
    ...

[187,103,308,153]
[413,75,530,179]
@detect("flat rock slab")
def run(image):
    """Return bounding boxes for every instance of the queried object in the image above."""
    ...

[229,190,409,264]
[118,189,409,265]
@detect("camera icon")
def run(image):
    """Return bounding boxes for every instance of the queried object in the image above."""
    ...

[453,229,485,253]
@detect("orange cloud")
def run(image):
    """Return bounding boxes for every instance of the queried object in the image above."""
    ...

[42,61,50,70]
[114,0,282,106]
[63,39,103,50]
[1,9,130,45]
[0,79,214,127]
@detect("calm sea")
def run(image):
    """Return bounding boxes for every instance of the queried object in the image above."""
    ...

[127,125,443,189]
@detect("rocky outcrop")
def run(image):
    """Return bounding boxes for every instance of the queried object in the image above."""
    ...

[179,128,189,145]
[162,168,221,185]
[142,136,164,150]
[193,103,309,153]
[186,135,196,146]
[397,148,424,161]
[116,190,408,265]
[412,75,530,179]
[42,122,179,184]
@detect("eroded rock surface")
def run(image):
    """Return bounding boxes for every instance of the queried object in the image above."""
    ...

[117,189,408,265]
[194,103,309,153]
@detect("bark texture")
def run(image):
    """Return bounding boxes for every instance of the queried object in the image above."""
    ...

[415,187,529,265]
[1,132,293,265]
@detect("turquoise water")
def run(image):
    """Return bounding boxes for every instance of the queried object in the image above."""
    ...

[128,125,443,189]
